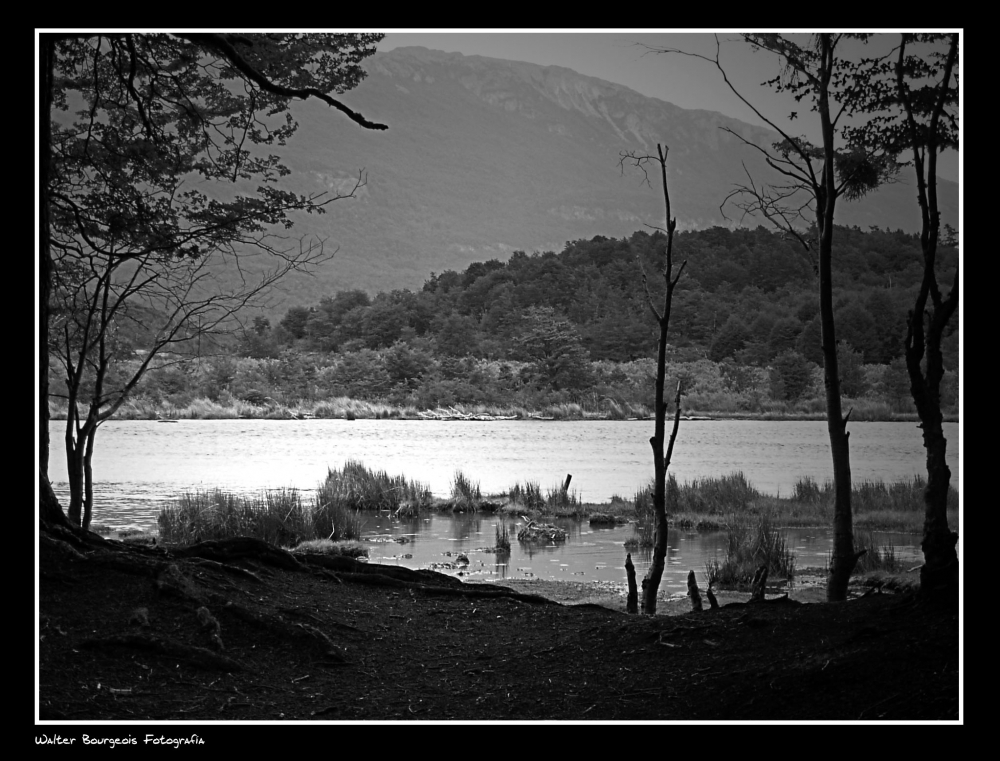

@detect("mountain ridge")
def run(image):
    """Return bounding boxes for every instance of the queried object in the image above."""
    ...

[255,45,957,308]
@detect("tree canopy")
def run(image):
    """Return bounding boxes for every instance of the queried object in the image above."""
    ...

[40,33,387,527]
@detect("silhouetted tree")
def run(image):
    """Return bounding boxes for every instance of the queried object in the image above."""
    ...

[848,33,960,595]
[650,34,895,599]
[620,144,687,614]
[41,33,386,529]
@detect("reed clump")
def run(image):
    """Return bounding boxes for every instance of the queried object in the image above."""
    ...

[158,488,311,547]
[494,522,511,553]
[672,472,761,514]
[545,484,582,515]
[706,507,795,590]
[312,461,431,539]
[158,461,433,547]
[631,481,656,549]
[451,470,482,512]
[506,481,545,512]
[850,530,902,574]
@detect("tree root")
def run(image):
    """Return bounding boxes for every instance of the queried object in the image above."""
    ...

[78,633,243,671]
[221,602,347,661]
[188,557,264,584]
[174,537,303,571]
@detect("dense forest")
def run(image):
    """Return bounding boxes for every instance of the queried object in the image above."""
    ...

[56,224,959,420]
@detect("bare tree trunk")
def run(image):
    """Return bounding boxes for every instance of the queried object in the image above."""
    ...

[893,34,959,599]
[83,424,98,531]
[642,381,683,614]
[39,470,70,529]
[642,326,671,614]
[625,553,638,614]
[40,35,54,483]
[620,144,687,616]
[813,41,859,601]
[66,445,84,528]
[687,570,703,612]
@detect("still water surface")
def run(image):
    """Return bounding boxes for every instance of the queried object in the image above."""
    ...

[48,419,957,593]
[362,514,926,594]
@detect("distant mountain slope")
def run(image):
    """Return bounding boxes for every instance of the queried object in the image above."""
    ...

[261,46,957,307]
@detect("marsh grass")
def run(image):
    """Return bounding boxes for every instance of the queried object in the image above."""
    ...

[706,507,796,589]
[158,488,310,547]
[652,473,957,533]
[319,461,432,512]
[793,476,822,503]
[673,472,760,514]
[630,482,657,548]
[850,530,902,574]
[507,481,545,511]
[451,470,483,512]
[312,462,430,539]
[545,484,582,515]
[494,522,511,553]
[159,461,436,547]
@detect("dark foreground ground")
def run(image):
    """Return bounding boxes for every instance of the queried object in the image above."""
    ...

[38,528,960,724]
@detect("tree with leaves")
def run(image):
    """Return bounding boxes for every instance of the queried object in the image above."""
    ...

[847,33,959,596]
[650,34,896,600]
[620,144,687,615]
[40,33,387,529]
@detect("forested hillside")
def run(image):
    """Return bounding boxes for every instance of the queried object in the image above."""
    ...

[215,46,959,302]
[69,224,958,421]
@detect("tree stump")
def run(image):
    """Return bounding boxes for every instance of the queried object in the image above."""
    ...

[706,586,719,610]
[750,565,769,603]
[687,569,703,612]
[625,553,638,614]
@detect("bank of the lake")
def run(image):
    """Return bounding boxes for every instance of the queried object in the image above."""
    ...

[38,524,960,721]
[50,395,957,424]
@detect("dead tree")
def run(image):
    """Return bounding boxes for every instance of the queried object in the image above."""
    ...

[620,144,687,615]
[647,35,894,600]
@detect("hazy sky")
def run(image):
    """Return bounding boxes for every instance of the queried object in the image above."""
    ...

[380,31,959,183]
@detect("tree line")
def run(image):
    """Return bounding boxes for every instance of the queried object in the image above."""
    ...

[233,223,957,381]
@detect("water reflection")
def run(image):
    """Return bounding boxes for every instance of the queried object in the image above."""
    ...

[361,515,924,594]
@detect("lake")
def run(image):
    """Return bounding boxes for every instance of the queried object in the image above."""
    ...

[47,418,958,592]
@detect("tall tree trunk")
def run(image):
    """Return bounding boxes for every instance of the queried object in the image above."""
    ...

[821,211,857,599]
[632,144,686,616]
[40,35,54,482]
[814,39,859,601]
[66,444,84,528]
[895,34,959,598]
[641,325,670,614]
[919,424,957,593]
[83,424,98,531]
[39,470,70,529]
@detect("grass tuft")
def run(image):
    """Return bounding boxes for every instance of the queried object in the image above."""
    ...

[706,507,795,590]
[507,481,545,511]
[850,530,902,574]
[451,470,482,512]
[494,522,511,553]
[158,488,310,547]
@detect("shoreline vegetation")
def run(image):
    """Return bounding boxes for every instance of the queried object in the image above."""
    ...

[147,465,958,590]
[49,394,957,424]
